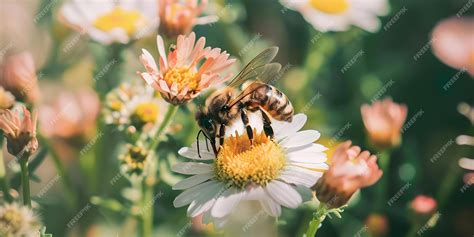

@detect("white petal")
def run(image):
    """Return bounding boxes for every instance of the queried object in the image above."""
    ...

[284,165,324,181]
[173,173,213,190]
[178,146,215,160]
[265,181,302,208]
[260,197,281,217]
[172,162,213,175]
[211,188,245,218]
[273,113,307,139]
[187,184,226,217]
[280,167,322,187]
[173,180,220,207]
[286,148,327,163]
[289,162,329,170]
[280,130,321,148]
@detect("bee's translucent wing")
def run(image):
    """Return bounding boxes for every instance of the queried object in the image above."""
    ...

[227,47,279,89]
[227,63,282,108]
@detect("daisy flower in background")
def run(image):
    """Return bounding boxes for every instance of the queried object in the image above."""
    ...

[312,141,382,208]
[431,17,474,77]
[361,98,407,150]
[138,32,236,104]
[59,0,159,45]
[104,82,168,133]
[0,203,41,237]
[159,0,218,38]
[281,0,389,32]
[172,113,328,227]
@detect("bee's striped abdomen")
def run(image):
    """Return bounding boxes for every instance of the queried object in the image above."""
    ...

[246,83,294,122]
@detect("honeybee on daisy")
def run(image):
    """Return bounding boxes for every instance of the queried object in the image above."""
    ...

[281,0,389,32]
[171,48,328,226]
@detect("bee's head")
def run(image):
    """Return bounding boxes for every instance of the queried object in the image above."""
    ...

[195,107,217,138]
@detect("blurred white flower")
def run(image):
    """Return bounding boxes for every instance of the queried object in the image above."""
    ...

[0,203,41,237]
[281,0,389,32]
[59,0,159,45]
[172,113,328,227]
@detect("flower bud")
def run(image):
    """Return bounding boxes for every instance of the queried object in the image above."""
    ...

[361,98,407,150]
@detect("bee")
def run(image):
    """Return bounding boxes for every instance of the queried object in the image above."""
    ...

[195,47,294,157]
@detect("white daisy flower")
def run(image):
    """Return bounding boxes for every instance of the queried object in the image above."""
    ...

[59,0,159,45]
[104,82,168,132]
[281,0,389,32]
[172,113,328,227]
[0,203,41,237]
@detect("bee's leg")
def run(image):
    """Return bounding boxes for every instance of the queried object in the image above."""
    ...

[218,124,225,148]
[259,107,274,139]
[240,109,254,143]
[210,139,219,156]
[196,130,202,158]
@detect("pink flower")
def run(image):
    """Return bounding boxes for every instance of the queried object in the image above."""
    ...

[361,98,408,149]
[38,89,100,139]
[159,0,217,38]
[313,141,383,208]
[0,106,38,158]
[431,17,474,77]
[138,32,235,104]
[0,52,40,104]
[410,195,437,215]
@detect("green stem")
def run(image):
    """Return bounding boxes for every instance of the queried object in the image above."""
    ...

[0,135,12,202]
[19,158,31,207]
[140,105,178,237]
[148,105,179,150]
[141,176,154,237]
[376,150,390,212]
[40,136,78,209]
[305,204,328,237]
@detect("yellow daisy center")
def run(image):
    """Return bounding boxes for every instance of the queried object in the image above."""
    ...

[163,67,198,91]
[93,6,145,36]
[309,0,349,14]
[109,100,123,111]
[133,102,159,124]
[215,132,286,188]
[1,209,22,231]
